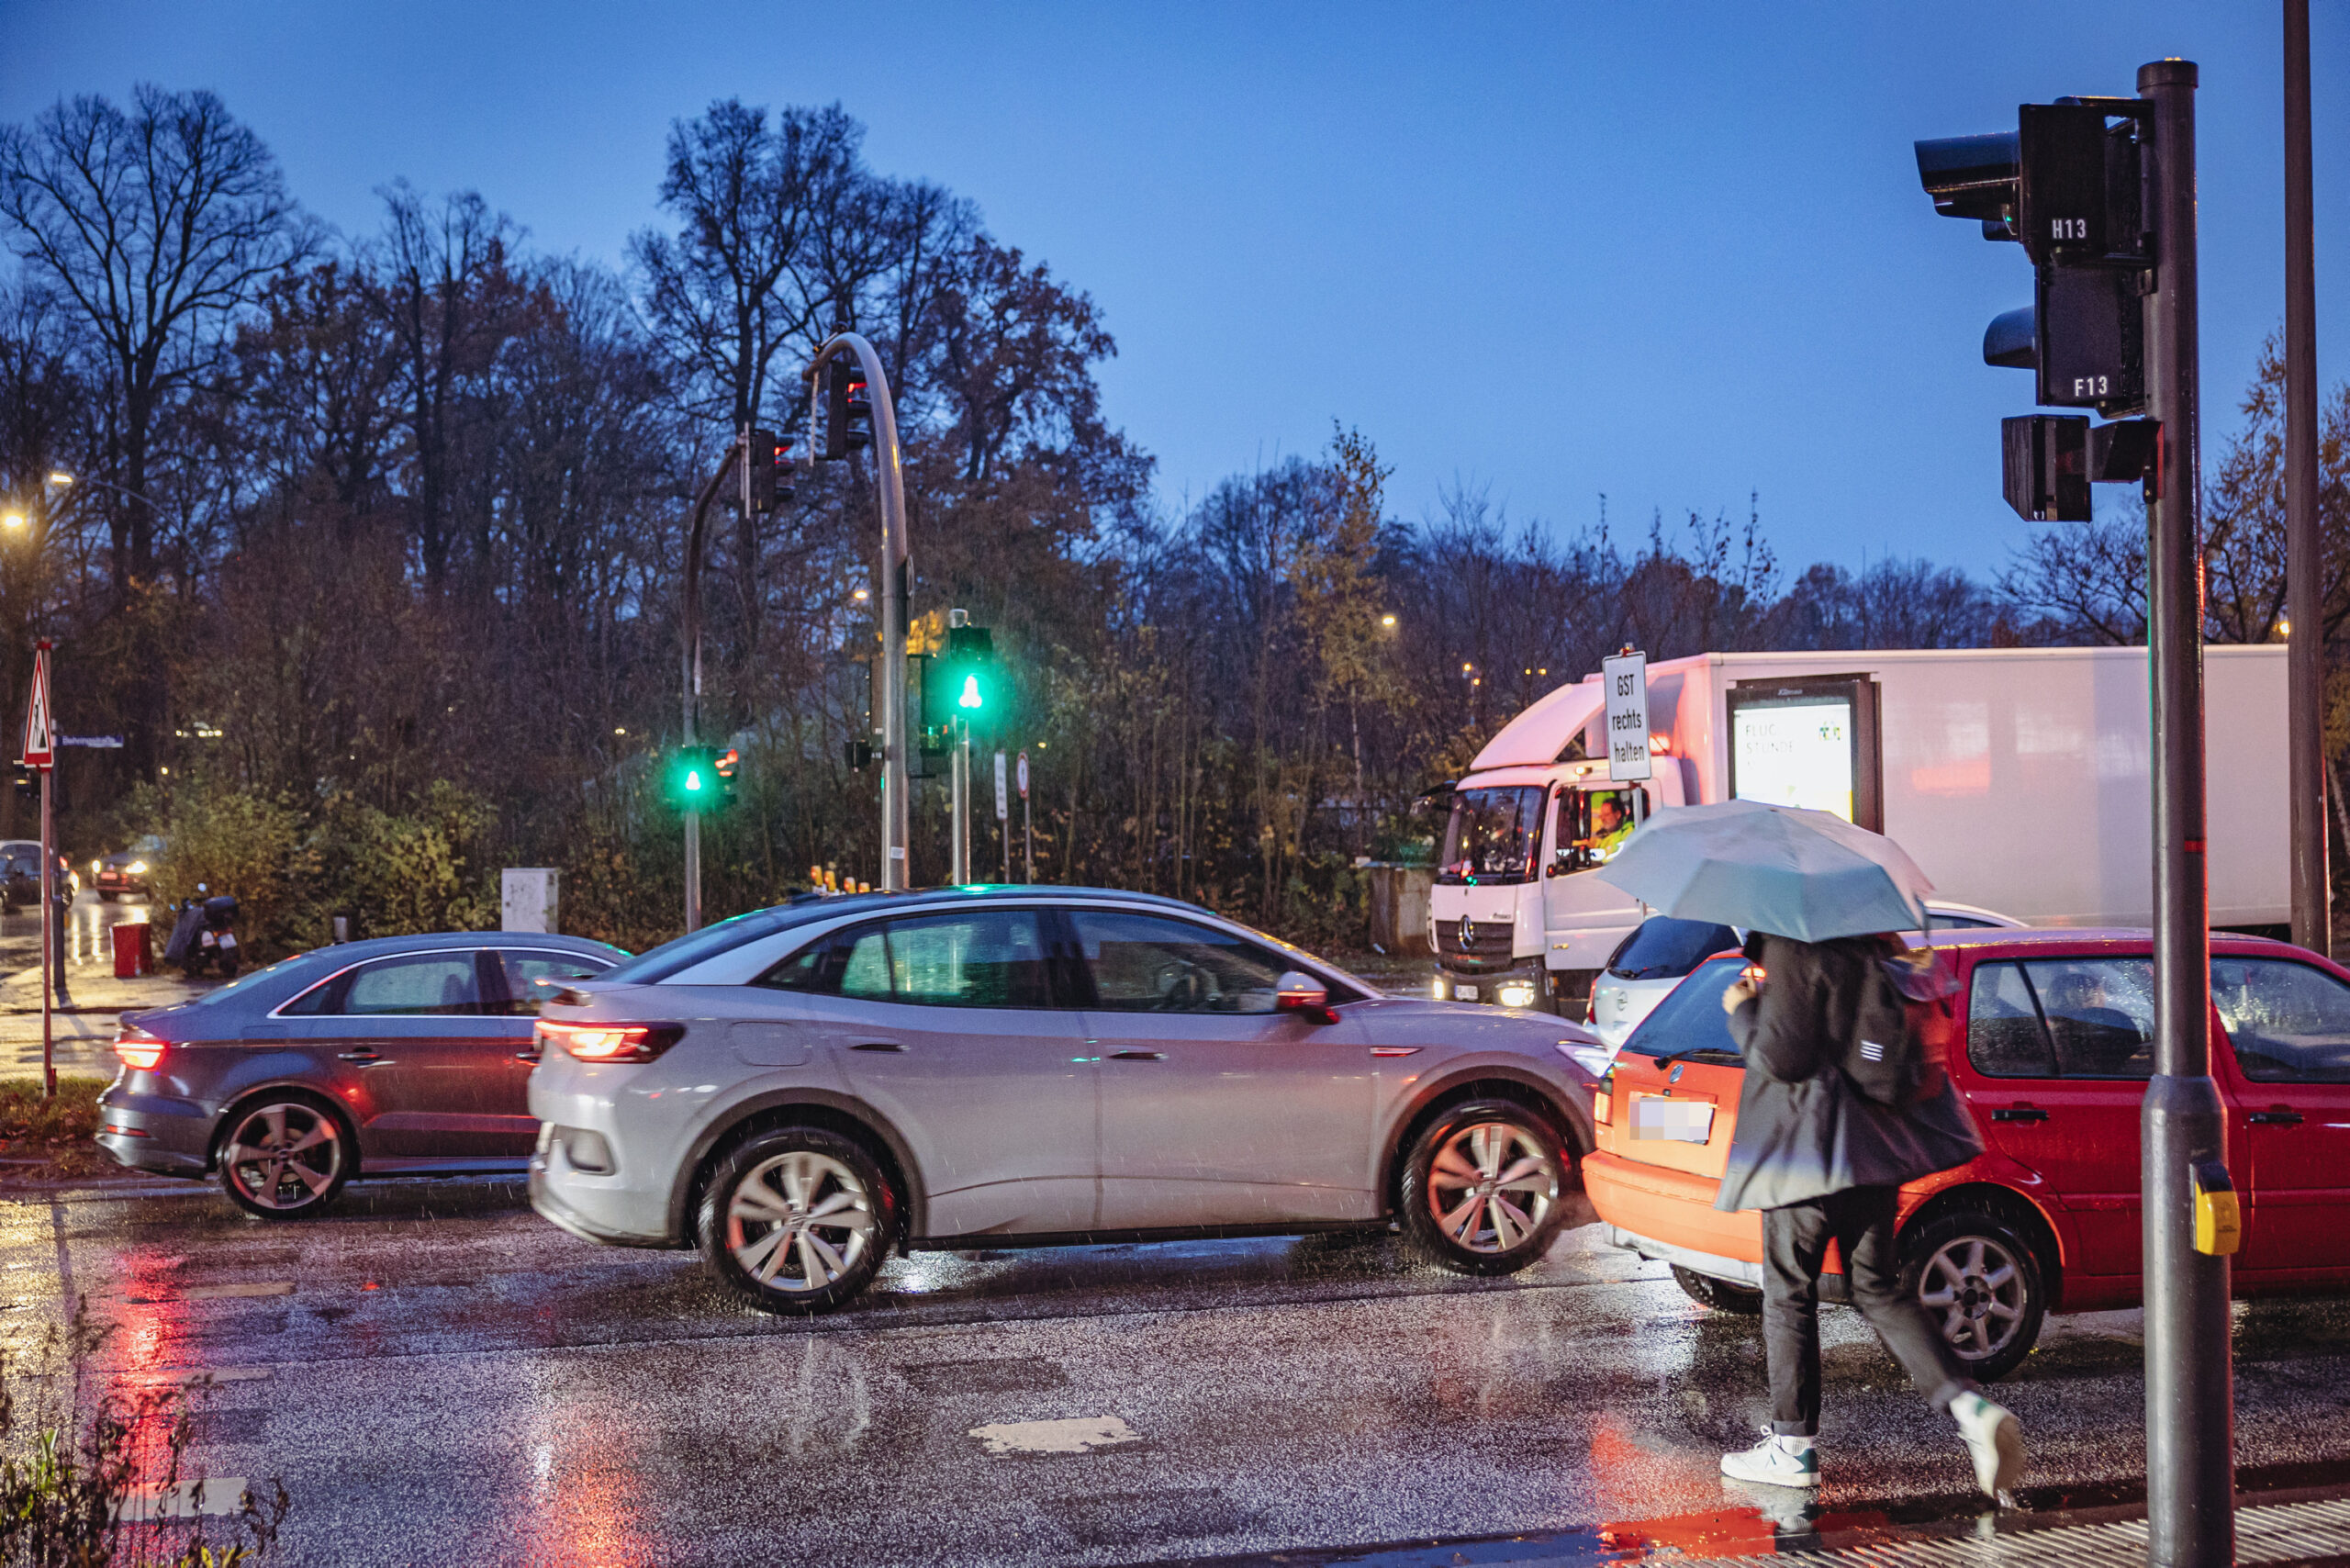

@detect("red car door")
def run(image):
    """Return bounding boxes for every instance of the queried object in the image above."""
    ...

[1958,951,2158,1277]
[2208,951,2350,1276]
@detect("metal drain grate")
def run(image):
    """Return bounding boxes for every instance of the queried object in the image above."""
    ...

[1666,1494,2350,1568]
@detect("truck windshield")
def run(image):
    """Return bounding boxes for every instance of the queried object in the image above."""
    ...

[1438,786,1545,883]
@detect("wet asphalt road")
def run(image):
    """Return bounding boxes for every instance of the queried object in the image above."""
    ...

[1,1178,2346,1566]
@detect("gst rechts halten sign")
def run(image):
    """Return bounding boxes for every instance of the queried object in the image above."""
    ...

[1602,651,1651,782]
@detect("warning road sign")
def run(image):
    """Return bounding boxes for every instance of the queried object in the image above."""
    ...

[21,643,52,769]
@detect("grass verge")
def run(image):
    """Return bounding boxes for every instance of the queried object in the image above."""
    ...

[0,1075,119,1181]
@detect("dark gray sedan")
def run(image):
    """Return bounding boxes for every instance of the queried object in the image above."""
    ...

[97,932,623,1216]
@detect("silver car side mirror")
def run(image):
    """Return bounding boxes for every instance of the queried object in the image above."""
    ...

[1274,970,1337,1025]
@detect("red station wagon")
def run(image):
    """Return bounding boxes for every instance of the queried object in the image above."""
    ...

[1584,929,2350,1381]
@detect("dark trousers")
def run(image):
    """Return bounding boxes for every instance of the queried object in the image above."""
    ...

[1762,1185,1970,1437]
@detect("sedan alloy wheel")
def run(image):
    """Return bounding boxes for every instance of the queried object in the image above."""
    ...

[218,1098,350,1218]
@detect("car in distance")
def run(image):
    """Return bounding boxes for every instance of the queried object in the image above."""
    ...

[1583,928,2350,1381]
[94,834,165,901]
[95,932,622,1216]
[528,887,1606,1313]
[1583,901,2024,1053]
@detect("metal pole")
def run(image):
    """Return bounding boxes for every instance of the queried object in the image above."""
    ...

[809,334,912,890]
[2138,58,2233,1568]
[1024,793,1034,884]
[2285,0,2326,956]
[680,444,737,935]
[950,721,969,884]
[1000,752,1011,884]
[39,756,52,1099]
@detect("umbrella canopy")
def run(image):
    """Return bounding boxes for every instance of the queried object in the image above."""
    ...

[1595,800,1935,942]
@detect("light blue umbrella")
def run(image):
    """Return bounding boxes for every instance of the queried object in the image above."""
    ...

[1594,800,1934,941]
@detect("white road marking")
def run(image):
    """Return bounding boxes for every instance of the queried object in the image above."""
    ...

[118,1478,248,1520]
[968,1416,1139,1456]
[180,1282,295,1300]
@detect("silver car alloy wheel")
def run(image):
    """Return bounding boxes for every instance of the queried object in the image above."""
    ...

[1917,1234,2028,1360]
[222,1102,344,1211]
[1427,1120,1558,1253]
[726,1149,878,1293]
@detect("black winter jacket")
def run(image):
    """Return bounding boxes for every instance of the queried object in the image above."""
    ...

[1713,933,1983,1213]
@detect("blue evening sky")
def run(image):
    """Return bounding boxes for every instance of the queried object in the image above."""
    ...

[3,1,2343,578]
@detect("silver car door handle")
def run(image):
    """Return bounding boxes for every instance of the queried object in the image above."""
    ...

[337,1050,391,1065]
[1108,1049,1165,1061]
[850,1041,905,1053]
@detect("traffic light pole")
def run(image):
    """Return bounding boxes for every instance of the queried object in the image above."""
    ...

[679,440,742,934]
[808,334,912,890]
[949,721,970,884]
[2138,59,2233,1568]
[2284,0,2326,957]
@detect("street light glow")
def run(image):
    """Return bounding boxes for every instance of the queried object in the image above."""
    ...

[46,472,72,487]
[0,513,23,530]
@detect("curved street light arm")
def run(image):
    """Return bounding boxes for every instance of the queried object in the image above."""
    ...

[806,332,912,889]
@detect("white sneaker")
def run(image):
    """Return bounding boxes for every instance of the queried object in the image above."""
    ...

[1719,1430,1819,1488]
[1950,1391,2025,1497]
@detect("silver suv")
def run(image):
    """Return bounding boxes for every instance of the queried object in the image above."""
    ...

[529,887,1603,1312]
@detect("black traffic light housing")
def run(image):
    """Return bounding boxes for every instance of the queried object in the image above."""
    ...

[1920,95,2160,521]
[821,358,873,461]
[744,429,793,513]
[2003,416,2089,523]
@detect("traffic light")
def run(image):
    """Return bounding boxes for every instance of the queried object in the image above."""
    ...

[744,430,793,513]
[665,745,721,809]
[1917,96,2159,521]
[943,624,996,719]
[712,745,740,802]
[821,358,873,461]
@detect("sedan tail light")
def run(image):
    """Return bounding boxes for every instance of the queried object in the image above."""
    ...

[114,1025,165,1072]
[535,1020,683,1064]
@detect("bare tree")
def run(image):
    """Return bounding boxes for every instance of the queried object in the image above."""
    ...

[372,183,527,592]
[0,86,309,594]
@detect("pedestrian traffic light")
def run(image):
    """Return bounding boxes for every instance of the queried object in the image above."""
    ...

[821,357,873,461]
[944,624,995,718]
[664,745,720,810]
[712,745,740,802]
[1917,96,2159,516]
[2002,415,2090,523]
[744,429,792,513]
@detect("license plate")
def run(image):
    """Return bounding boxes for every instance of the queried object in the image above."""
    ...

[1454,983,1478,1002]
[1631,1095,1715,1143]
[217,933,237,950]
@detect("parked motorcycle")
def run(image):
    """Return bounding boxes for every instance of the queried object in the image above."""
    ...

[162,885,242,979]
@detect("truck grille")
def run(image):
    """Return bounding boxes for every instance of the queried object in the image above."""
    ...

[1434,918,1515,972]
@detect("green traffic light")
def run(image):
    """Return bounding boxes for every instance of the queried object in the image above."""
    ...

[685,769,703,792]
[958,675,983,710]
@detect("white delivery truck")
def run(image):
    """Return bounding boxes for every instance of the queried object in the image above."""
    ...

[1428,645,2289,1012]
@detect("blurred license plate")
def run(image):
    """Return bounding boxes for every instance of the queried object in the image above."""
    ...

[1453,983,1478,1002]
[1631,1096,1715,1143]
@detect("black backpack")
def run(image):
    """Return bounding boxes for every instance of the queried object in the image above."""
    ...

[1841,947,1956,1108]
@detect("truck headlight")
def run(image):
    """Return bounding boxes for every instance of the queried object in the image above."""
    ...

[1431,975,1449,1001]
[1497,980,1538,1009]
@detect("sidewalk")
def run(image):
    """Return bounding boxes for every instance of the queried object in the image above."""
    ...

[1170,1483,2350,1568]
[0,960,219,1078]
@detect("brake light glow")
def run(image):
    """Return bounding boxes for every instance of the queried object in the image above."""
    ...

[114,1026,165,1071]
[535,1020,683,1064]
